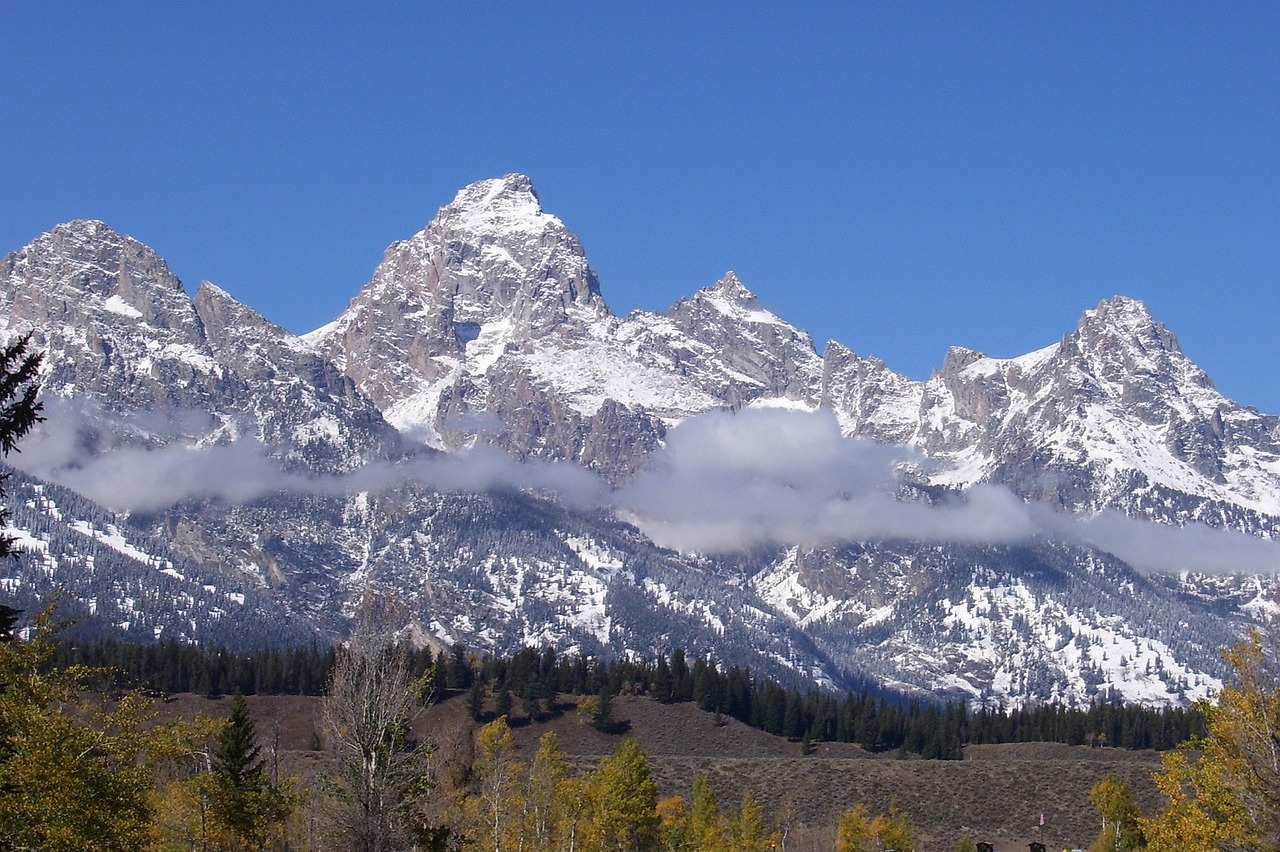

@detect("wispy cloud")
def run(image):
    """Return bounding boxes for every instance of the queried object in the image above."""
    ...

[15,402,1279,575]
[14,399,608,512]
[615,407,1280,574]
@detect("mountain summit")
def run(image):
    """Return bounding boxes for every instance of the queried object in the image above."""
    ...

[1,177,1277,707]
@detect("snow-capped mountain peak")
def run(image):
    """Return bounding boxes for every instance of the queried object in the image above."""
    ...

[4,179,1279,710]
[438,172,552,238]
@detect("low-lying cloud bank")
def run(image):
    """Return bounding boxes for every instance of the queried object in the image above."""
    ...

[618,408,1280,575]
[15,402,1279,575]
[14,400,609,513]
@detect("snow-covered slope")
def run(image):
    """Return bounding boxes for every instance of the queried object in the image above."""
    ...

[904,297,1280,532]
[0,219,397,473]
[2,176,1277,707]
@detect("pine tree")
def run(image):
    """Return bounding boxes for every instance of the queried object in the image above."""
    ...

[0,333,42,564]
[204,692,294,848]
[593,684,615,732]
[213,692,263,789]
[468,677,487,720]
[0,604,19,642]
[653,655,674,703]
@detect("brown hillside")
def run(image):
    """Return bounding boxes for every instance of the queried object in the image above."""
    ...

[160,692,1168,852]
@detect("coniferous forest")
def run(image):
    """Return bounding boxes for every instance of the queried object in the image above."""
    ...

[54,635,1203,756]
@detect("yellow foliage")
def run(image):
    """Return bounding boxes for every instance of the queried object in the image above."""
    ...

[837,802,916,852]
[1141,629,1280,851]
[0,607,160,850]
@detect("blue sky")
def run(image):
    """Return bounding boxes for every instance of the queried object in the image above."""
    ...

[3,3,1277,412]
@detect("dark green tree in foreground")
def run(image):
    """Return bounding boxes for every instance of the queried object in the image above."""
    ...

[0,604,19,642]
[205,693,295,847]
[0,333,43,564]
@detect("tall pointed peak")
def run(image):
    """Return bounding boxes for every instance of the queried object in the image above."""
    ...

[708,271,754,299]
[49,218,123,241]
[685,271,760,310]
[940,346,988,375]
[6,219,187,308]
[1083,295,1154,327]
[435,174,551,237]
[194,280,277,330]
[1075,295,1181,355]
[25,219,168,270]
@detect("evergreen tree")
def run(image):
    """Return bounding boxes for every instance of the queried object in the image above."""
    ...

[652,655,674,703]
[670,648,692,702]
[467,678,487,721]
[212,692,263,789]
[0,605,19,642]
[205,692,294,848]
[0,333,42,564]
[593,684,615,732]
[494,682,512,720]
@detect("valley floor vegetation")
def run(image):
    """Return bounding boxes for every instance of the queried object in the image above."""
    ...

[2,602,1278,851]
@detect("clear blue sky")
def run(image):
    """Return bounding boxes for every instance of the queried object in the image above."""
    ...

[3,3,1277,412]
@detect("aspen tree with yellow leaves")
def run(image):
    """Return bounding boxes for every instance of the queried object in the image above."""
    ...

[1141,628,1280,851]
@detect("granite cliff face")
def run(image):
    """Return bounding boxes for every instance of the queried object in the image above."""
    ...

[905,297,1280,533]
[0,219,397,473]
[1,176,1277,706]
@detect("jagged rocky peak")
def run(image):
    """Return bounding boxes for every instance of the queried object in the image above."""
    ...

[424,173,608,328]
[704,270,755,301]
[938,345,988,376]
[1063,295,1217,406]
[675,271,776,320]
[314,174,607,359]
[1072,295,1184,358]
[437,173,547,238]
[659,270,823,405]
[193,280,307,379]
[194,281,281,340]
[2,219,195,332]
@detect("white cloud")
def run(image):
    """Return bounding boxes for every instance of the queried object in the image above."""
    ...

[13,399,608,513]
[614,407,1280,574]
[14,402,1280,575]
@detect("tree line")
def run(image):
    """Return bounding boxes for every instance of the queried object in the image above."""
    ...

[10,601,1279,851]
[54,632,1204,755]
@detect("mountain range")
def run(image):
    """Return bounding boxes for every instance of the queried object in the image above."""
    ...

[2,174,1277,706]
